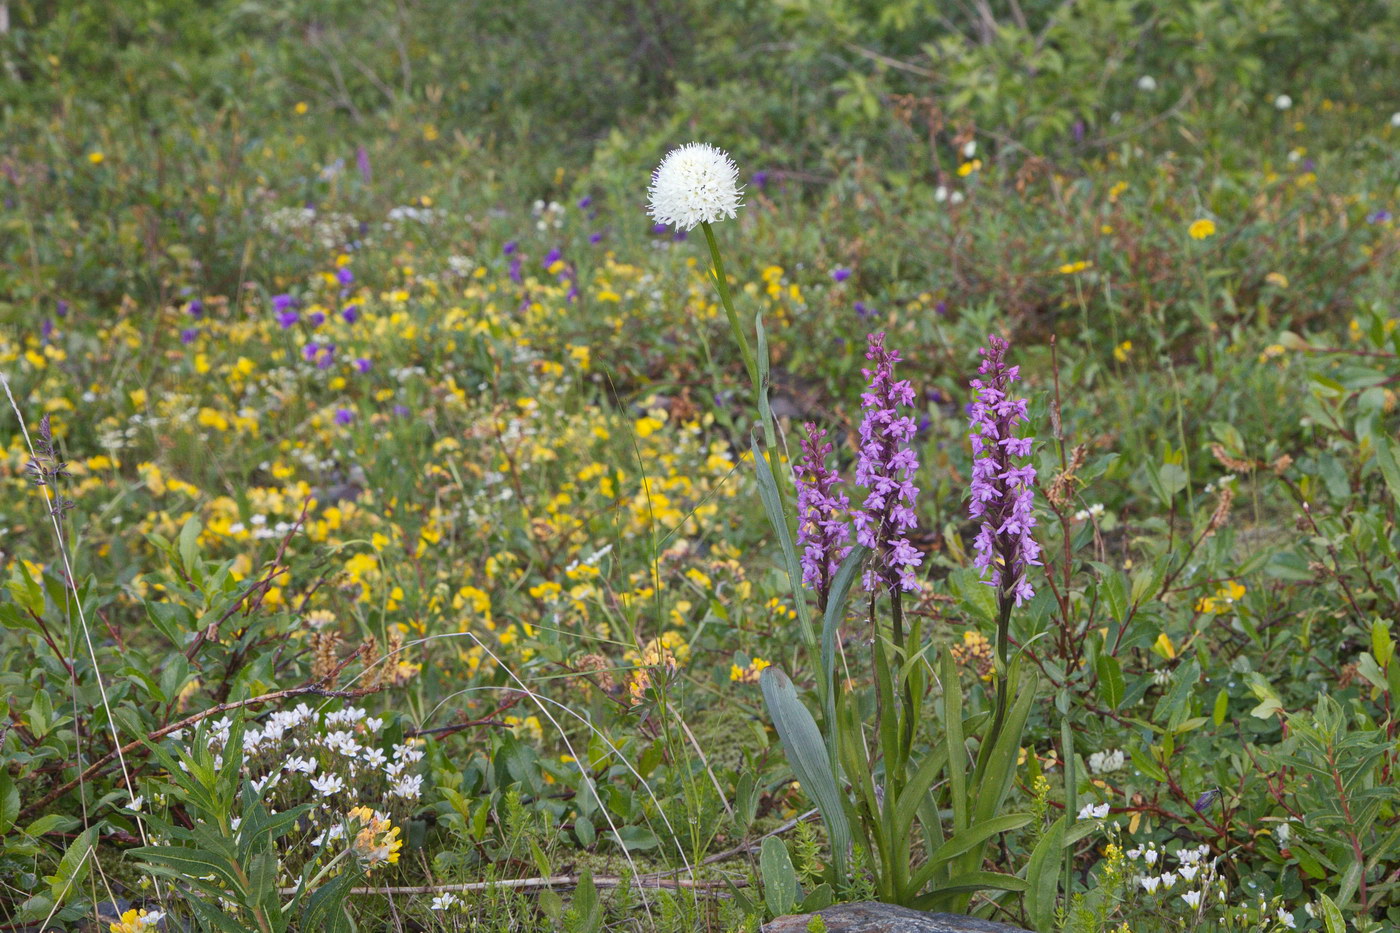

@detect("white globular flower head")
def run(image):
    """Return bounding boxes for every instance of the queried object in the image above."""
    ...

[648,143,743,231]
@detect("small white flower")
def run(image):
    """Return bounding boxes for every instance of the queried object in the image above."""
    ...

[431,892,461,911]
[128,795,144,812]
[310,774,344,797]
[1140,875,1161,894]
[1304,902,1316,918]
[391,774,424,800]
[962,140,977,159]
[1179,863,1200,882]
[1276,821,1291,844]
[365,717,385,732]
[1144,847,1160,866]
[949,191,965,205]
[362,747,388,769]
[1159,871,1178,889]
[647,143,743,231]
[1391,112,1400,128]
[1182,890,1203,908]
[934,185,948,203]
[1077,802,1109,820]
[1137,75,1158,92]
[1274,94,1293,110]
[1278,907,1297,928]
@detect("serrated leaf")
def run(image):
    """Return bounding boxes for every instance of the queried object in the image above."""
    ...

[46,826,97,904]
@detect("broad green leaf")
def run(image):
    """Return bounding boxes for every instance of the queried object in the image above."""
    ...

[0,772,17,835]
[943,652,969,833]
[1095,654,1125,709]
[46,826,97,904]
[760,667,850,881]
[760,836,800,916]
[1372,618,1395,669]
[1317,894,1345,933]
[1373,435,1400,505]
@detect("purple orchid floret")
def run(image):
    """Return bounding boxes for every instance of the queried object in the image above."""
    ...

[968,335,1041,606]
[853,332,923,592]
[794,423,853,597]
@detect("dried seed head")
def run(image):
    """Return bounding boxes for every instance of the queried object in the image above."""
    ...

[1045,444,1087,509]
[311,631,343,683]
[1210,443,1255,473]
[1204,484,1235,538]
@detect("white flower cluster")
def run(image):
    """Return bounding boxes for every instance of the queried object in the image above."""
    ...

[647,143,743,231]
[194,703,426,840]
[1074,502,1105,522]
[262,206,357,250]
[1128,843,1237,916]
[1087,748,1125,774]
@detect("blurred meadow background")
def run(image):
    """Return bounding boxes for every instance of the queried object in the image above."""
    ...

[2,0,1400,930]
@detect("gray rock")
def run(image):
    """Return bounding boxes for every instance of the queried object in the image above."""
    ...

[763,901,1033,933]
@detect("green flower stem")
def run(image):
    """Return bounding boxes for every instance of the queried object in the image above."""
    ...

[702,220,759,388]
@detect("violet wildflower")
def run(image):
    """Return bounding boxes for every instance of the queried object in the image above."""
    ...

[341,304,360,324]
[337,267,354,286]
[356,145,372,184]
[968,335,1040,607]
[853,333,923,592]
[272,293,297,312]
[577,195,592,209]
[503,240,517,255]
[832,267,852,283]
[334,408,354,426]
[308,311,326,328]
[542,247,561,267]
[180,327,199,345]
[393,404,410,417]
[794,423,852,603]
[186,299,204,317]
[354,358,372,373]
[55,300,69,317]
[751,170,768,189]
[855,301,874,318]
[276,310,299,329]
[509,257,523,284]
[589,232,603,244]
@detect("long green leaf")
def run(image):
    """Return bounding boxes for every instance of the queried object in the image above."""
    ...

[905,813,1032,896]
[132,846,246,895]
[1025,815,1066,931]
[821,546,868,701]
[973,669,1038,825]
[892,744,949,844]
[942,651,969,833]
[911,870,1029,909]
[761,667,850,881]
[751,438,813,651]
